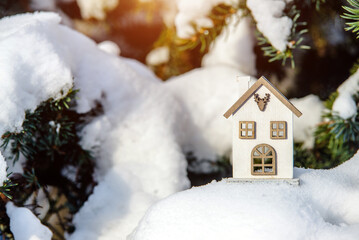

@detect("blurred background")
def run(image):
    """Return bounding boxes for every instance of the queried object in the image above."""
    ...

[1,0,358,99]
[1,0,359,184]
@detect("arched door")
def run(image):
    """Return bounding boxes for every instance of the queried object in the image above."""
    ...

[251,144,276,175]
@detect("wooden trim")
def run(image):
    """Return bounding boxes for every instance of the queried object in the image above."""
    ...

[270,121,287,139]
[251,144,276,175]
[239,121,255,139]
[223,76,302,118]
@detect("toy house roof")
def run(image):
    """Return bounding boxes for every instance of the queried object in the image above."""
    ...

[223,76,302,118]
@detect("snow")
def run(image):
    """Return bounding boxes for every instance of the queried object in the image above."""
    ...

[146,46,170,66]
[332,70,359,119]
[290,95,324,148]
[6,202,53,240]
[0,12,188,239]
[2,149,25,175]
[0,11,251,239]
[175,0,237,38]
[0,10,332,240]
[76,0,119,20]
[164,13,258,159]
[332,93,357,119]
[0,12,73,134]
[29,1,74,27]
[130,152,359,240]
[202,15,256,76]
[98,40,121,56]
[165,66,241,159]
[152,0,179,26]
[247,0,293,52]
[0,151,6,185]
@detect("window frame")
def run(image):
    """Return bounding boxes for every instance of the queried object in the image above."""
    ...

[251,144,276,175]
[239,121,255,139]
[270,121,287,139]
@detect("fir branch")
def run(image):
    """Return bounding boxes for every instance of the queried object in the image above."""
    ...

[257,4,310,68]
[150,3,247,80]
[23,168,41,189]
[175,3,245,53]
[342,0,359,37]
[0,178,17,200]
[294,88,359,169]
[0,89,96,239]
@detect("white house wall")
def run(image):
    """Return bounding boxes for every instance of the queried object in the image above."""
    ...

[232,85,294,179]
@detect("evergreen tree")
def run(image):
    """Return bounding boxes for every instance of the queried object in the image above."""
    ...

[0,90,97,239]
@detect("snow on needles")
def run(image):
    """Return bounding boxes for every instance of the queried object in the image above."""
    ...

[247,0,293,52]
[332,69,359,119]
[175,0,292,57]
[146,46,170,66]
[175,0,237,38]
[0,12,73,134]
[130,152,359,240]
[98,40,121,55]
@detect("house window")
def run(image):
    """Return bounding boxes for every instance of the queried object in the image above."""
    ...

[239,121,255,139]
[270,121,287,139]
[251,144,276,175]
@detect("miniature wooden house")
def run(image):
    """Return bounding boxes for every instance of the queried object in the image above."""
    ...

[224,76,302,179]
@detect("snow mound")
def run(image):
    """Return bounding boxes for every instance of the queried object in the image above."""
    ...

[130,152,359,240]
[247,0,292,52]
[165,65,243,159]
[332,70,359,119]
[6,202,53,240]
[290,94,324,148]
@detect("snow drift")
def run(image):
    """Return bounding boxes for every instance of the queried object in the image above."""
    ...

[130,152,359,240]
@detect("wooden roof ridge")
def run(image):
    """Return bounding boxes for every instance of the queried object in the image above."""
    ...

[223,76,302,118]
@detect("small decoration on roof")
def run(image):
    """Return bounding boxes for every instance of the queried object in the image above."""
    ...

[254,93,270,111]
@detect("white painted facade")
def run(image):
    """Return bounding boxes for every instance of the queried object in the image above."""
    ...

[230,79,296,179]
